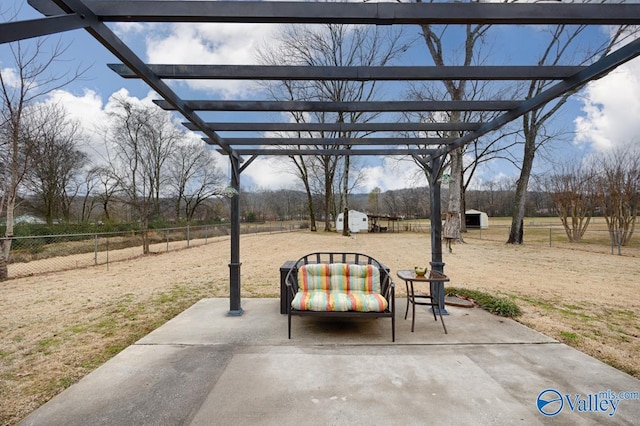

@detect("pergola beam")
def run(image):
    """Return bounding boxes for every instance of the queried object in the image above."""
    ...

[206,137,455,146]
[0,14,93,43]
[184,122,482,132]
[30,1,640,25]
[155,100,520,112]
[109,64,585,81]
[218,148,437,156]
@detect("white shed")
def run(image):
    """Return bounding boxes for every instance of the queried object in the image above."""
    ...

[336,210,369,233]
[465,209,489,229]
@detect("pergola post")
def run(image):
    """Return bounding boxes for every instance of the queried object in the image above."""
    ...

[228,155,243,316]
[428,156,448,315]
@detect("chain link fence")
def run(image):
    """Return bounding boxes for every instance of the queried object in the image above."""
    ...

[379,218,639,256]
[5,222,308,279]
[465,223,639,256]
[4,219,636,278]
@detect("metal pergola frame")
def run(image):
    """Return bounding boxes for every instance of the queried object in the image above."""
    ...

[5,0,640,316]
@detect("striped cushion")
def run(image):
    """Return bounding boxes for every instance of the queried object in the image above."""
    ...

[292,263,387,312]
[291,291,351,312]
[348,292,388,312]
[291,291,388,312]
[297,263,381,293]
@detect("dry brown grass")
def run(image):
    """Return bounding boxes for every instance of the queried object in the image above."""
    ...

[1,228,639,425]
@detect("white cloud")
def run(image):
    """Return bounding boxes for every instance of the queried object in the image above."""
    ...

[44,87,199,166]
[240,156,300,190]
[240,155,426,193]
[356,157,424,193]
[144,23,279,97]
[574,57,640,151]
[46,88,108,161]
[111,22,147,36]
[0,67,20,88]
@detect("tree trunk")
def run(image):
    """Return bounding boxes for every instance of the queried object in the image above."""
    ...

[0,241,8,281]
[460,190,467,234]
[175,198,182,222]
[342,155,350,236]
[445,145,463,243]
[507,132,536,244]
[303,183,317,232]
[141,216,150,254]
[324,164,332,232]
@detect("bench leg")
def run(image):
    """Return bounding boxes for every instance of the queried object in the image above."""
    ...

[392,313,395,342]
[288,312,292,339]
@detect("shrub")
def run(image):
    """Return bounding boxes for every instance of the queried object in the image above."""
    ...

[445,287,522,317]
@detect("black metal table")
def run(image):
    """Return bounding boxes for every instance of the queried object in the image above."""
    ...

[396,269,449,334]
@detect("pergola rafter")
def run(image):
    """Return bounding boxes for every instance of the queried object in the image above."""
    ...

[216,148,439,157]
[4,0,640,316]
[28,1,640,25]
[108,64,587,81]
[154,99,522,112]
[209,137,455,145]
[183,122,482,133]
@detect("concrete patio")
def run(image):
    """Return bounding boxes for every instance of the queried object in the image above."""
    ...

[19,298,640,425]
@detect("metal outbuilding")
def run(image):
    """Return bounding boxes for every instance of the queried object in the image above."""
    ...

[465,209,489,229]
[336,210,369,234]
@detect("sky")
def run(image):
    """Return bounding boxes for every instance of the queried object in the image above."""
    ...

[2,1,640,194]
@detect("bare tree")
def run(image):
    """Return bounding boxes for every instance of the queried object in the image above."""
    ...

[258,23,409,232]
[507,24,636,244]
[383,190,400,217]
[409,2,501,241]
[91,165,120,222]
[0,33,85,279]
[167,140,225,222]
[104,96,182,253]
[545,160,595,242]
[406,1,635,245]
[289,155,318,231]
[368,187,382,215]
[593,145,640,250]
[24,102,88,223]
[78,167,102,223]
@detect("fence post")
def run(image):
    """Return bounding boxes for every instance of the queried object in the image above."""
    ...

[166,230,169,252]
[187,225,190,247]
[94,234,98,265]
[205,225,208,244]
[549,227,552,247]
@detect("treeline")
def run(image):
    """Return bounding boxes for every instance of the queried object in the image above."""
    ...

[8,183,549,233]
[238,184,552,223]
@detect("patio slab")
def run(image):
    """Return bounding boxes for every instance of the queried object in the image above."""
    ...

[19,298,640,425]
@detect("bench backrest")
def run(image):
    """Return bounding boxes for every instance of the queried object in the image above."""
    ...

[297,263,381,294]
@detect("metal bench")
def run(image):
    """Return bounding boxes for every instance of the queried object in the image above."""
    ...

[284,252,395,342]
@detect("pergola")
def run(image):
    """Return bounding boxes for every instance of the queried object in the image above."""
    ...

[4,1,640,316]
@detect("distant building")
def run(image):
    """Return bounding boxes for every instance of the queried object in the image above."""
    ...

[13,215,46,225]
[465,209,489,229]
[336,210,369,233]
